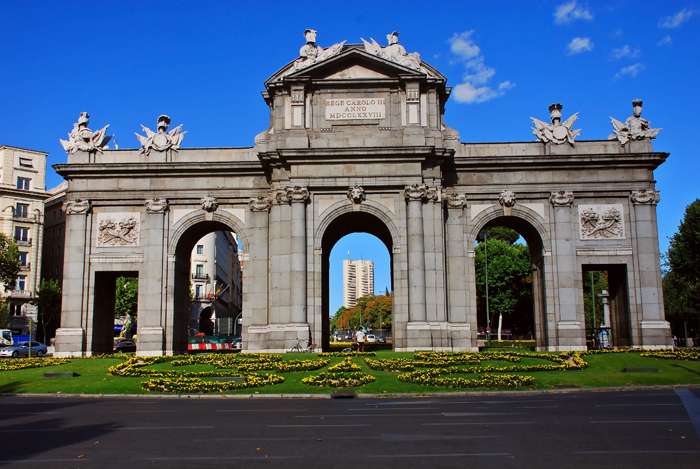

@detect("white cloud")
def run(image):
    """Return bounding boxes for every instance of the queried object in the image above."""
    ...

[448,31,515,104]
[659,8,695,29]
[657,35,673,46]
[610,44,640,60]
[614,63,645,79]
[554,1,594,24]
[567,37,594,55]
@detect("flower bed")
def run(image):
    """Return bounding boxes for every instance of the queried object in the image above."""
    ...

[0,358,70,372]
[326,357,362,372]
[640,350,700,361]
[142,373,284,393]
[398,368,534,389]
[320,351,376,357]
[302,371,375,388]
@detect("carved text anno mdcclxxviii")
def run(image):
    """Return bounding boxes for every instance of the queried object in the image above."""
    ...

[325,98,385,120]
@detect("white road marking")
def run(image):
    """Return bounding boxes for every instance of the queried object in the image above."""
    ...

[367,452,513,458]
[268,424,371,428]
[423,421,536,426]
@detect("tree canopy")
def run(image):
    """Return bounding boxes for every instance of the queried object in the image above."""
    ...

[0,233,20,290]
[477,226,520,244]
[115,276,138,318]
[331,293,392,331]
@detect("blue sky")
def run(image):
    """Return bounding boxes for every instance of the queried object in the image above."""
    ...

[1,1,698,313]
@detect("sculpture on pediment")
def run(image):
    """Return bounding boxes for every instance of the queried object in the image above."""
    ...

[60,112,111,154]
[579,205,624,240]
[347,185,365,204]
[135,115,185,155]
[531,104,581,145]
[362,31,422,71]
[610,99,662,145]
[98,215,140,246]
[285,29,345,76]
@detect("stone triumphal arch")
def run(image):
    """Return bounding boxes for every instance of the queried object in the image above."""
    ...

[54,31,672,356]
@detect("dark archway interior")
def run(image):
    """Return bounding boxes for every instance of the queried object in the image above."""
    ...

[321,211,393,351]
[173,220,237,354]
[581,264,631,347]
[478,216,546,347]
[92,270,138,354]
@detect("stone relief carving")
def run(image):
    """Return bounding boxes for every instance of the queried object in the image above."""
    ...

[282,29,346,78]
[59,112,111,154]
[249,195,273,212]
[144,198,169,214]
[135,115,185,155]
[64,199,91,215]
[498,190,516,215]
[361,31,422,72]
[286,185,310,203]
[550,191,575,207]
[201,195,218,212]
[347,185,365,204]
[630,189,661,205]
[404,184,427,201]
[445,192,467,209]
[97,213,140,247]
[531,103,581,145]
[578,205,625,240]
[610,99,661,145]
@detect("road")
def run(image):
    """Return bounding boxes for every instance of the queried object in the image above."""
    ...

[1,388,699,468]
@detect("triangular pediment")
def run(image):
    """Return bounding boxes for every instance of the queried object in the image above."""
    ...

[266,46,444,85]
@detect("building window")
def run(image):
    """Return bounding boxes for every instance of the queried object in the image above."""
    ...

[16,275,26,291]
[15,203,28,218]
[16,177,31,190]
[10,303,22,316]
[14,226,29,242]
[195,264,204,278]
[195,284,202,298]
[18,252,28,266]
[19,158,33,168]
[196,244,204,255]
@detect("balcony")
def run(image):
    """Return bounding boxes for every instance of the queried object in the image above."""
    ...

[191,273,210,281]
[15,239,32,247]
[13,213,33,222]
[9,290,32,298]
[19,263,31,272]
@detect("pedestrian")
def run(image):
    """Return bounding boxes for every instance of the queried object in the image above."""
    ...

[355,329,366,352]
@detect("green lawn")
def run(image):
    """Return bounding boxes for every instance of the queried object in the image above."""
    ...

[0,351,698,395]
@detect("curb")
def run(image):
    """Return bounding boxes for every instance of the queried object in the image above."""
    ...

[1,384,697,400]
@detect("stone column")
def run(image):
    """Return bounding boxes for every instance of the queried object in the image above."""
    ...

[630,189,672,348]
[549,191,585,351]
[54,199,91,357]
[245,195,272,351]
[137,198,169,356]
[405,184,427,322]
[288,186,309,324]
[444,192,474,350]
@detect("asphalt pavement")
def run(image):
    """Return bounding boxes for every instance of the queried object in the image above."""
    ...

[1,388,699,468]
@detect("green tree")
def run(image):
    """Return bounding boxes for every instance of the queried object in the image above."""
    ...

[115,277,138,318]
[331,293,393,332]
[0,233,20,290]
[582,271,608,332]
[37,279,62,342]
[475,238,531,340]
[478,226,520,245]
[664,199,700,340]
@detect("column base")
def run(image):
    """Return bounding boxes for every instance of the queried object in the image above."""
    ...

[245,323,310,352]
[399,322,478,351]
[136,326,165,356]
[54,328,85,357]
[556,321,587,351]
[640,320,673,349]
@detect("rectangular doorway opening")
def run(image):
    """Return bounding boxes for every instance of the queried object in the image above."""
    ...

[92,271,139,354]
[582,264,631,348]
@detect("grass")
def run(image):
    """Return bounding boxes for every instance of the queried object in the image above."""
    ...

[0,351,698,395]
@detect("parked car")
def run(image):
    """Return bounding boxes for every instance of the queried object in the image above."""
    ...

[0,341,48,358]
[114,340,137,353]
[232,336,242,350]
[366,334,377,344]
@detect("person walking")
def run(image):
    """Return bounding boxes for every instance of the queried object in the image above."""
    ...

[355,329,366,352]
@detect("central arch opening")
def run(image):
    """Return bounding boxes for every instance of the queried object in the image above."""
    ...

[321,211,393,351]
[173,220,244,354]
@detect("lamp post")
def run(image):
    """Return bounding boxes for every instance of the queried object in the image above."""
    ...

[484,232,490,339]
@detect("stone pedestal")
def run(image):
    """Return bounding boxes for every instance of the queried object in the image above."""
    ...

[53,328,85,357]
[246,324,310,352]
[552,321,587,351]
[137,326,166,356]
[639,320,673,349]
[399,321,475,351]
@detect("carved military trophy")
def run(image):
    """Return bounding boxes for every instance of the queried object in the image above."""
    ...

[135,114,185,156]
[609,99,662,145]
[60,112,111,153]
[531,103,581,145]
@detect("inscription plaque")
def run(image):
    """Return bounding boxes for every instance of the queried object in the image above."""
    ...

[325,97,385,120]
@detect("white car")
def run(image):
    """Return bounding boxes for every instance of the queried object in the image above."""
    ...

[366,334,377,344]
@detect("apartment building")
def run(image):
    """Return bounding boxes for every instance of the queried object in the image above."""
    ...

[0,145,49,333]
[343,259,374,308]
[190,231,243,336]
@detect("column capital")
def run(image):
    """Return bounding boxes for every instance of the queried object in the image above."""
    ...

[249,195,273,212]
[404,183,427,201]
[64,199,91,215]
[426,186,441,203]
[630,189,660,205]
[444,191,467,209]
[286,185,309,203]
[549,190,574,207]
[145,198,169,214]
